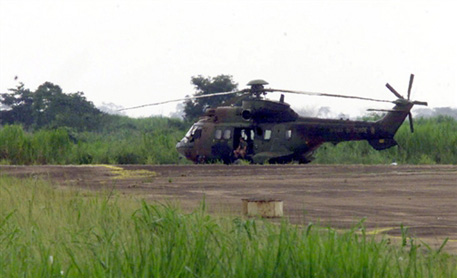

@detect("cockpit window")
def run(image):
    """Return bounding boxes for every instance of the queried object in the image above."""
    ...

[215,129,222,139]
[185,126,197,138]
[185,125,202,141]
[194,128,202,139]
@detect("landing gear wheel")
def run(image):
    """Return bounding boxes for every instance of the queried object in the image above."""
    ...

[196,155,206,164]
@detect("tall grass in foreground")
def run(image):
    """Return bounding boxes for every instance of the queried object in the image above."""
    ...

[1,176,456,277]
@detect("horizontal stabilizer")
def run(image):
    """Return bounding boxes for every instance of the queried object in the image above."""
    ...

[368,138,398,150]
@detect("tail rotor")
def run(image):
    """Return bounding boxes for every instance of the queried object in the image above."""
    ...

[385,74,427,133]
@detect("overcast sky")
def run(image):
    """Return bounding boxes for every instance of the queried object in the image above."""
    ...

[1,0,456,118]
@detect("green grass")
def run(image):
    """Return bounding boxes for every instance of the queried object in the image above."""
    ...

[0,116,188,165]
[1,176,456,277]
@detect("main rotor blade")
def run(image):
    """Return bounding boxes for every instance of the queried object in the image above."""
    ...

[367,109,402,113]
[385,83,404,99]
[407,74,414,100]
[408,112,414,133]
[118,89,247,111]
[266,88,394,104]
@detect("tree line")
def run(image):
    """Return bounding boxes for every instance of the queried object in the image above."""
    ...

[1,82,104,131]
[0,75,239,130]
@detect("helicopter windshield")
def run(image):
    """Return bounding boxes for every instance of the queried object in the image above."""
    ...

[185,125,197,138]
[185,125,202,142]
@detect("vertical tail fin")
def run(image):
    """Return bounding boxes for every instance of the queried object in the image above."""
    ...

[365,102,413,150]
[368,74,427,150]
[377,101,414,137]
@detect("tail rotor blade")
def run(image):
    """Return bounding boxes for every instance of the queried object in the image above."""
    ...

[386,83,404,99]
[408,112,414,133]
[407,74,414,100]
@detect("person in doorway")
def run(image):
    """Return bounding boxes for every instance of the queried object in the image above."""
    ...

[233,137,247,159]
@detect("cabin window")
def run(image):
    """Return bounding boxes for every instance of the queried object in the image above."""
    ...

[286,129,292,139]
[264,129,272,140]
[223,129,231,140]
[215,129,222,140]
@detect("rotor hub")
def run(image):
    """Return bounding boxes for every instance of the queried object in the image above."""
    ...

[247,79,269,98]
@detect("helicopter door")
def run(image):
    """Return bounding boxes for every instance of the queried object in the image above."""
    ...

[233,128,254,155]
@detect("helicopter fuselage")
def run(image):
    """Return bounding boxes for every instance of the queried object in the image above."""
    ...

[176,98,411,164]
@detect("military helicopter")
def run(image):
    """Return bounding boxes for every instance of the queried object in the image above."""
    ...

[123,74,427,164]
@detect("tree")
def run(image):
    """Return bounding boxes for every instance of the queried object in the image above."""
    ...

[0,82,104,131]
[183,75,238,121]
[0,83,35,127]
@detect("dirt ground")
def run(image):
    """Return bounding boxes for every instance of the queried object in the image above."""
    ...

[2,164,457,252]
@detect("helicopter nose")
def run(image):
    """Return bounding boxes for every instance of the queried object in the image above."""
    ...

[176,138,190,156]
[176,141,185,156]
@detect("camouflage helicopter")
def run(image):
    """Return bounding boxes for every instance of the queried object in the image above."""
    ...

[124,74,427,164]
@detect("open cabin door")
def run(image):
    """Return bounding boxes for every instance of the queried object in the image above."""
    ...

[233,128,255,156]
